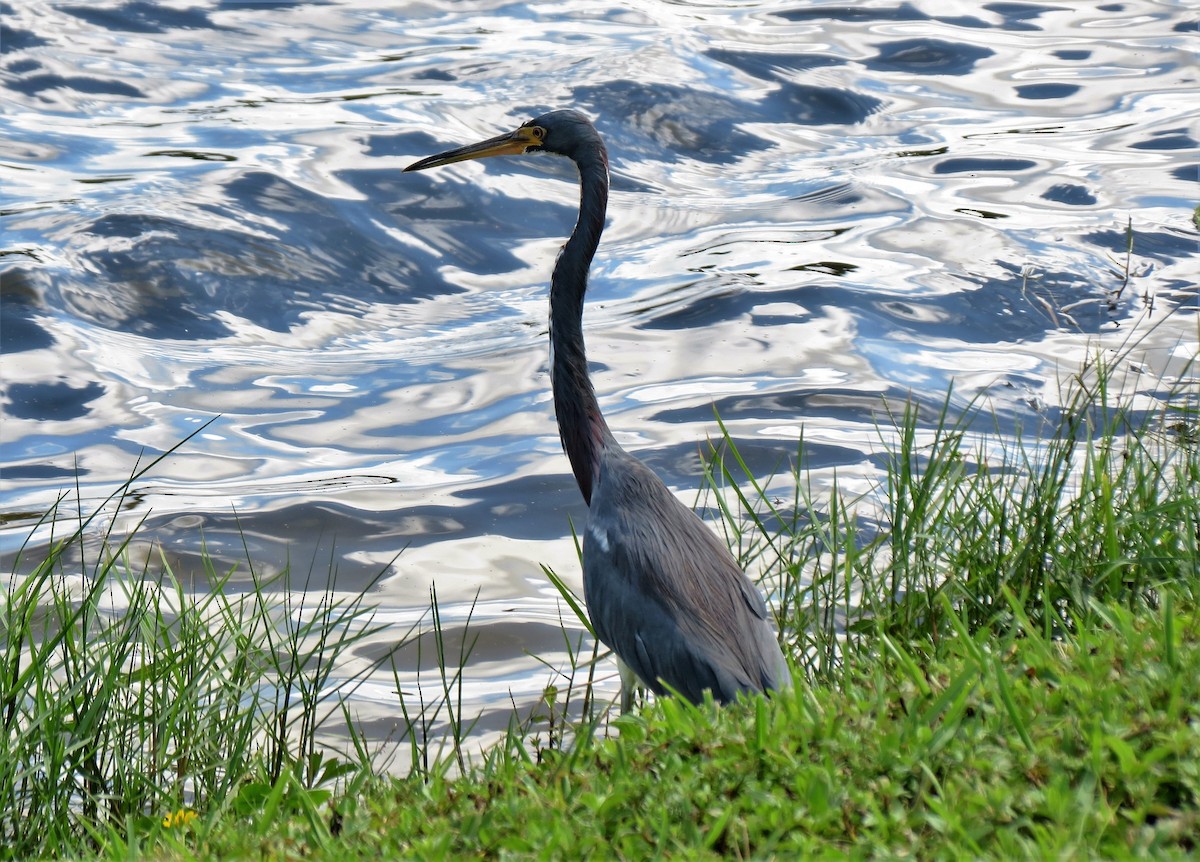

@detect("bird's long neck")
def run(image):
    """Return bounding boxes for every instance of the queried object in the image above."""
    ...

[551,148,613,506]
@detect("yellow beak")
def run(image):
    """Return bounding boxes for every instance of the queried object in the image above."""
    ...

[404,125,540,172]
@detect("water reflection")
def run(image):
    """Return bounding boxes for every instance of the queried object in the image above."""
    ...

[1,0,1195,759]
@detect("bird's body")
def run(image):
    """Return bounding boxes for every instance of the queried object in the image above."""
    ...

[406,110,788,708]
[585,447,788,706]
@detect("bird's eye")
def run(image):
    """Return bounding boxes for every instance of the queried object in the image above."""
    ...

[530,126,545,140]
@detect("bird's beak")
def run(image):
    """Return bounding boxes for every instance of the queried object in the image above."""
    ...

[404,125,540,172]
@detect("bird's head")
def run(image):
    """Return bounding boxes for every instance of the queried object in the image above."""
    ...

[404,109,601,172]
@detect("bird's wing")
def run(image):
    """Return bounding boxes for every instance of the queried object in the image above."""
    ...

[582,452,785,703]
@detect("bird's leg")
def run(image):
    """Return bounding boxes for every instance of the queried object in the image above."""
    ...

[616,656,639,713]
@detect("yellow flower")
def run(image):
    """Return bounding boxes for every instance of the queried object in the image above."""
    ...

[162,808,198,829]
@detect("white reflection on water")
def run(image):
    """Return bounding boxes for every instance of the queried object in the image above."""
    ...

[1,0,1196,759]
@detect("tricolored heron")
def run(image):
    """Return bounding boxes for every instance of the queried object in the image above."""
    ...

[405,110,789,710]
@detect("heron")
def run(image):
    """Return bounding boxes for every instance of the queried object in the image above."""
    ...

[405,110,789,710]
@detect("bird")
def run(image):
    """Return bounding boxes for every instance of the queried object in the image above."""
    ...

[405,109,789,711]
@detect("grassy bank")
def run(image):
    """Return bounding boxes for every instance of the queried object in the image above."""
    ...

[2,343,1197,859]
[193,594,1200,859]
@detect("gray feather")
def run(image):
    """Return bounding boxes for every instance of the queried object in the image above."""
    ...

[583,446,789,704]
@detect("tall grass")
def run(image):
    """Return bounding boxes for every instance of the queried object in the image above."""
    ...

[0,448,391,859]
[705,345,1199,682]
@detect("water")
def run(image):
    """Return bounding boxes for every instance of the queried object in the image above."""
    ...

[2,0,1196,752]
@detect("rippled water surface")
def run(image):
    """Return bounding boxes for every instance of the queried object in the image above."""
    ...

[2,0,1196,753]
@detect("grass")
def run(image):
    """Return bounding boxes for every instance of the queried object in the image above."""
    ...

[0,443,393,859]
[706,346,1199,681]
[289,595,1200,859]
[1,337,1197,859]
